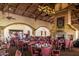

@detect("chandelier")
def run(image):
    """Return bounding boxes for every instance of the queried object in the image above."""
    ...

[38,4,55,16]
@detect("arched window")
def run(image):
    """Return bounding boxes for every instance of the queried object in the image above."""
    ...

[35,27,50,36]
[4,24,33,41]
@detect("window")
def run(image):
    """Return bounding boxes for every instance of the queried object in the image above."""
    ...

[35,27,50,36]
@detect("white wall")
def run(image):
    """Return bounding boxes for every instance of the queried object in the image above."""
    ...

[0,11,51,30]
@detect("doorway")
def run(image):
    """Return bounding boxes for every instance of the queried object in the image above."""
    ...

[55,30,65,39]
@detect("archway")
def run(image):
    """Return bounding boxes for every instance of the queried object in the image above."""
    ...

[35,27,50,36]
[4,23,33,41]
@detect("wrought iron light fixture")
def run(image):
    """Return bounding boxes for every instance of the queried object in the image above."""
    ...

[38,4,55,16]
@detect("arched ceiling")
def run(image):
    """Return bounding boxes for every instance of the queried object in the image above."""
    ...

[0,3,79,24]
[0,3,68,23]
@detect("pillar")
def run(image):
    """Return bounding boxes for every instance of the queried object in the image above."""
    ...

[68,9,78,40]
[0,26,5,42]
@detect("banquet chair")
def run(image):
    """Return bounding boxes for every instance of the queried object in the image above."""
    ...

[65,39,70,49]
[29,45,40,56]
[28,41,36,45]
[69,40,73,51]
[41,47,51,56]
[52,50,60,56]
[6,43,10,49]
[32,48,40,56]
[15,49,22,56]
[28,45,35,56]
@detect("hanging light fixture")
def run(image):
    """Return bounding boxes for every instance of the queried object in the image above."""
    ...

[38,4,56,16]
[6,3,15,20]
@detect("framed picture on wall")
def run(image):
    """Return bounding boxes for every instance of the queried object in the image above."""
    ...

[57,17,65,28]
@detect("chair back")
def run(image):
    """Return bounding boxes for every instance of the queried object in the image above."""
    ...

[29,41,36,45]
[28,45,34,55]
[41,47,51,56]
[15,49,22,56]
[6,43,10,49]
[52,50,60,56]
[69,40,73,48]
[65,40,70,48]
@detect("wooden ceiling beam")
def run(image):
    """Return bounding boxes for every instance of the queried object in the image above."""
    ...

[47,17,53,21]
[33,4,46,20]
[31,4,41,13]
[0,3,57,23]
[22,4,33,16]
[34,3,59,22]
[12,4,19,13]
[38,18,51,23]
[28,4,40,18]
[42,16,50,21]
[25,4,36,13]
[1,3,8,11]
[47,15,55,21]
[13,3,21,14]
[26,4,45,19]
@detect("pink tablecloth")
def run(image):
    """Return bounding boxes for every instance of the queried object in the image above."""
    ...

[65,40,70,48]
[28,41,36,45]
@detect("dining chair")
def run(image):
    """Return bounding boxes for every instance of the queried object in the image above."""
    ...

[52,50,60,56]
[41,47,51,56]
[15,49,22,56]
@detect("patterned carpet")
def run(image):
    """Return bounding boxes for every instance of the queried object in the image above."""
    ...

[61,48,79,56]
[0,48,79,56]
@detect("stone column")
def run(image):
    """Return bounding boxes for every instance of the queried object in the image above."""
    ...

[0,26,5,42]
[68,9,78,40]
[68,9,71,24]
[32,29,35,37]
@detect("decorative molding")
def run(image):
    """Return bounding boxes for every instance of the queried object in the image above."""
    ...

[34,26,50,31]
[3,22,35,30]
[67,24,76,31]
